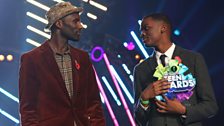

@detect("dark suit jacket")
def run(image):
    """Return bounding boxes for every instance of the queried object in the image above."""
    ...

[134,46,218,126]
[19,41,106,126]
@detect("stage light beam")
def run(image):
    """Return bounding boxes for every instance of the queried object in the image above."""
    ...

[53,0,65,3]
[110,65,134,104]
[26,11,48,24]
[26,0,50,11]
[82,0,107,11]
[0,108,19,124]
[130,31,149,59]
[87,13,97,20]
[27,25,50,39]
[122,64,131,75]
[103,53,136,126]
[0,87,19,103]
[94,68,119,126]
[102,76,121,106]
[138,20,142,25]
[26,38,41,47]
[81,23,87,29]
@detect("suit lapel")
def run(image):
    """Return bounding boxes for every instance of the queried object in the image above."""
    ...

[149,52,158,70]
[172,45,193,76]
[40,41,71,100]
[172,45,183,59]
[147,52,159,81]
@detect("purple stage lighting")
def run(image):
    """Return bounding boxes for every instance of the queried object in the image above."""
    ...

[91,46,104,62]
[123,42,135,50]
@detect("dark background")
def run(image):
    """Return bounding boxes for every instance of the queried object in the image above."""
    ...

[0,0,223,125]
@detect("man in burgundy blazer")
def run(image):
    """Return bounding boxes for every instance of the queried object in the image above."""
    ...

[19,2,105,126]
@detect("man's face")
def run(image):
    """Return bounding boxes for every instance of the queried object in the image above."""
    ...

[60,13,83,41]
[140,17,163,47]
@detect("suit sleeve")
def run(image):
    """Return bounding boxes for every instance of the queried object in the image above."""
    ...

[133,66,151,126]
[184,53,218,124]
[86,54,106,126]
[19,54,39,126]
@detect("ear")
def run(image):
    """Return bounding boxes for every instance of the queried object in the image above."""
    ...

[161,24,167,34]
[55,20,63,29]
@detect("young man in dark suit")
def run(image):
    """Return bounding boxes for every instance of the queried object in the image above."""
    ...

[134,13,218,126]
[19,2,105,126]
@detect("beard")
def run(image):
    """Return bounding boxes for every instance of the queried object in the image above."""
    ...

[71,30,81,41]
[69,35,80,42]
[61,22,81,42]
[61,29,81,42]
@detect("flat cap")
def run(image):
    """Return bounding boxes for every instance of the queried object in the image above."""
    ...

[44,2,83,32]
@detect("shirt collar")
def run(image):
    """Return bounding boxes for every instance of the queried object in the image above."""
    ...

[155,43,176,60]
[51,45,71,55]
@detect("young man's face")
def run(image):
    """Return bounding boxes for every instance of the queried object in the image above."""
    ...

[60,13,83,41]
[140,17,164,47]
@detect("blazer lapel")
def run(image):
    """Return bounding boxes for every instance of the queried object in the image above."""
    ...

[172,45,183,59]
[148,51,158,71]
[148,52,159,81]
[40,41,71,100]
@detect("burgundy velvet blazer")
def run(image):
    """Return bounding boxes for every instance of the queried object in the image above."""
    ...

[19,41,105,126]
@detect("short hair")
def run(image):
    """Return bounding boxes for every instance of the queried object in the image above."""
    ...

[143,13,172,31]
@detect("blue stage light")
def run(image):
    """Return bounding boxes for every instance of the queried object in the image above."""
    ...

[174,29,181,36]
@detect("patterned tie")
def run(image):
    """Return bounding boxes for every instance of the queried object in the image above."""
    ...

[160,54,166,67]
